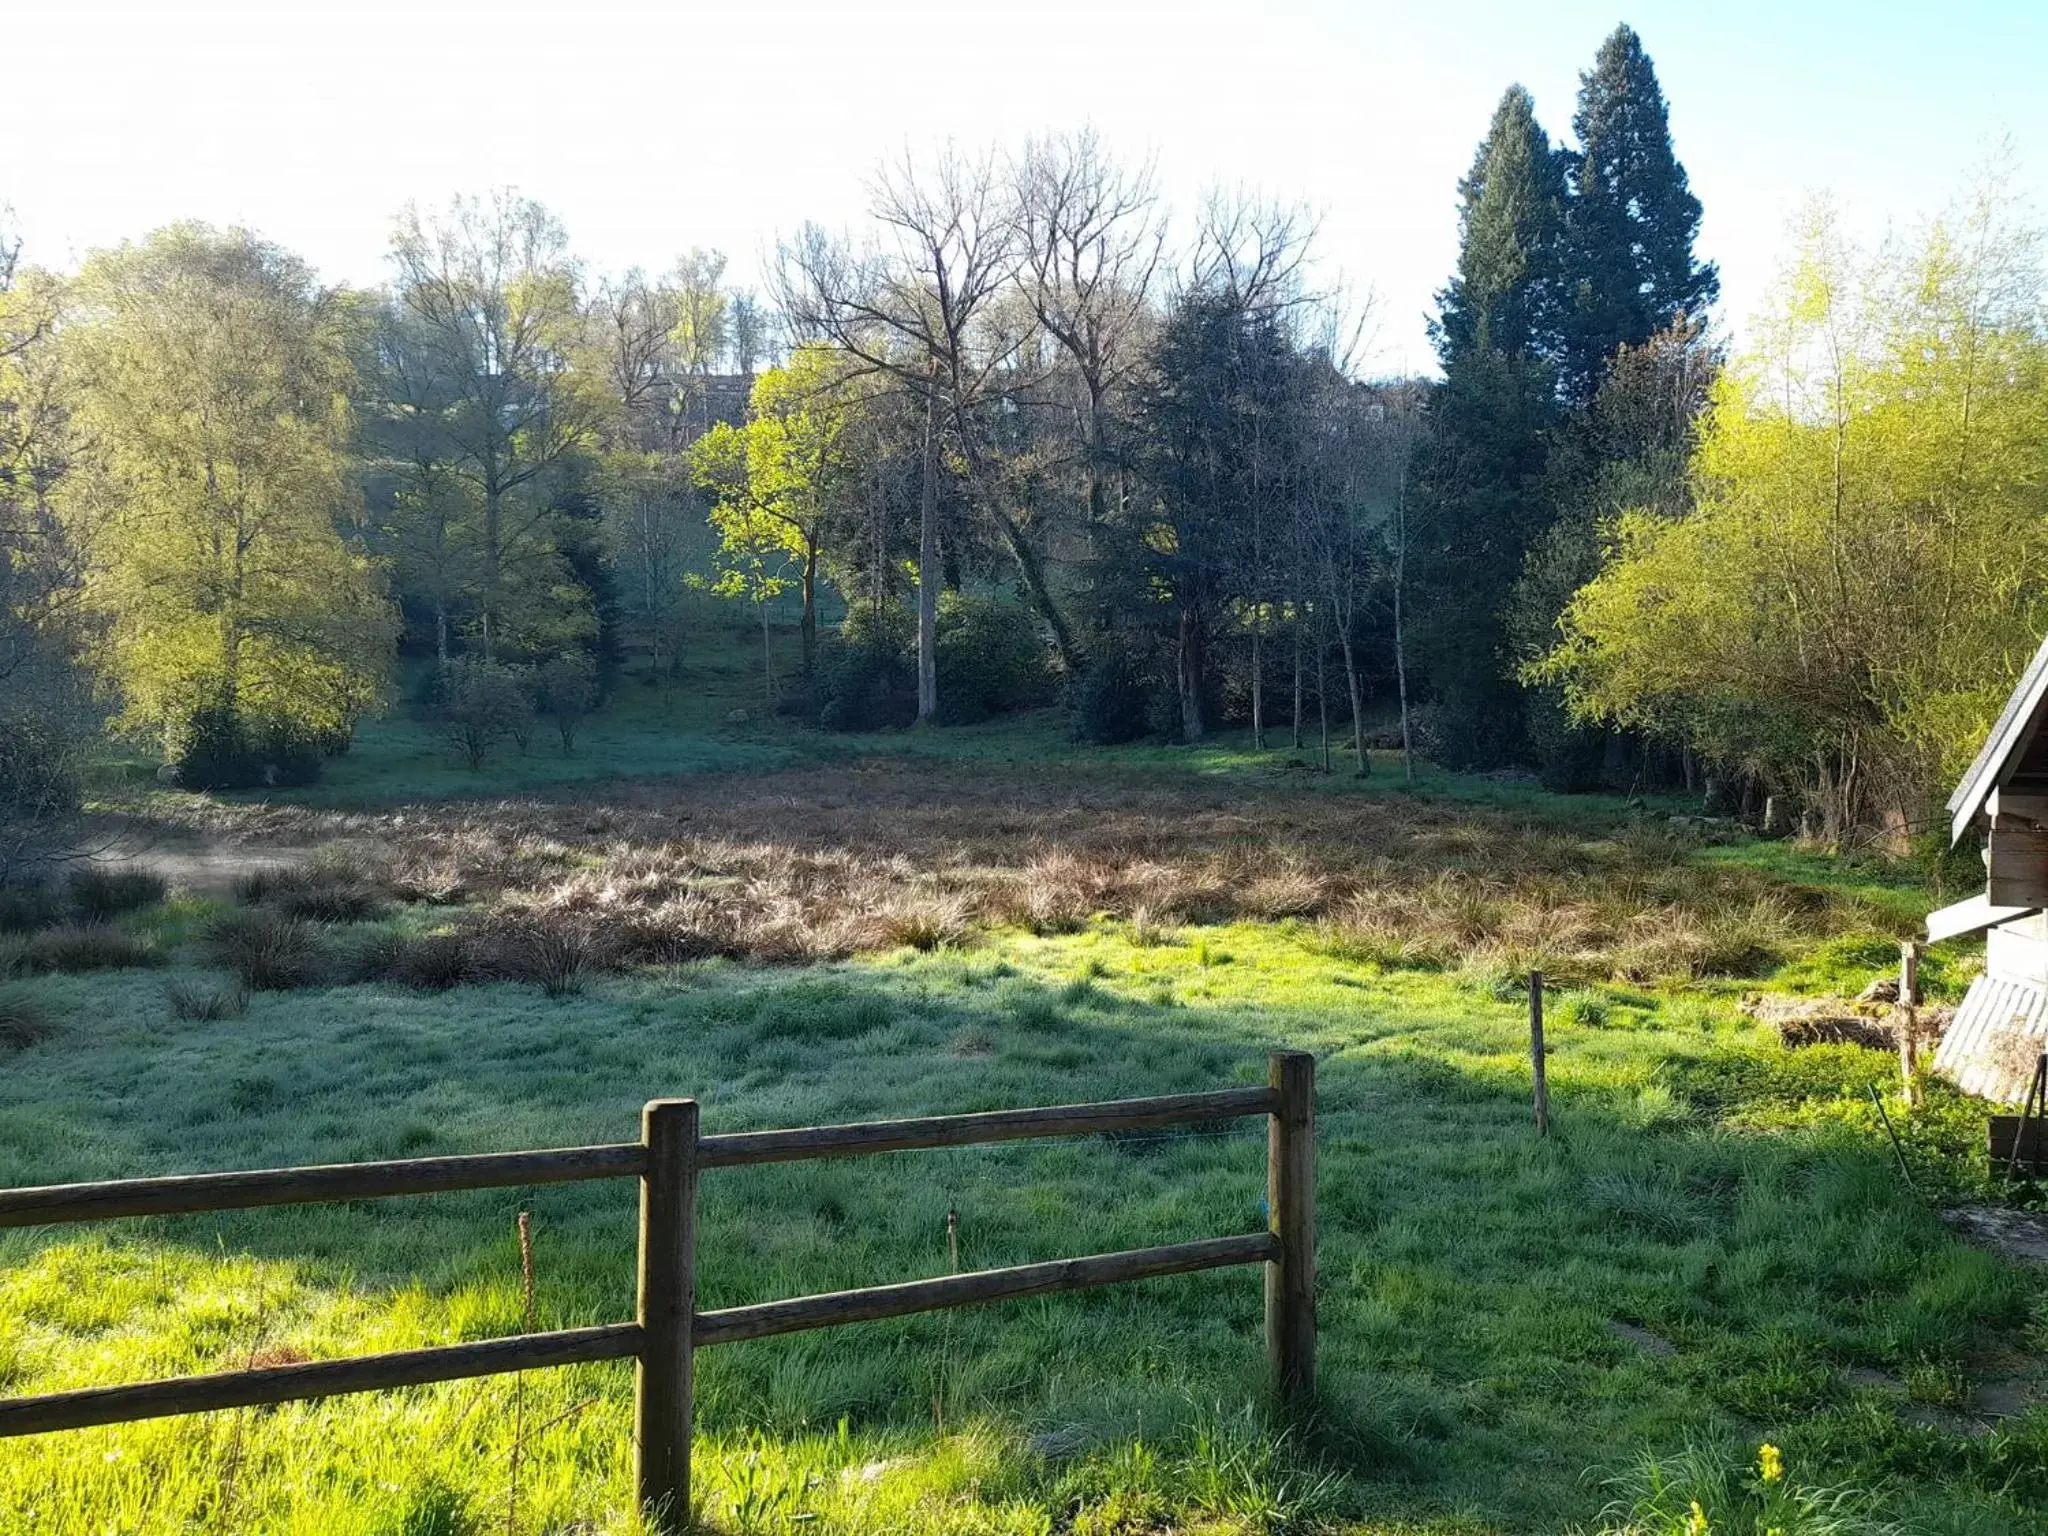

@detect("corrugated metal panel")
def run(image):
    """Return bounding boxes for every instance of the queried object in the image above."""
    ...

[1935,974,2048,1103]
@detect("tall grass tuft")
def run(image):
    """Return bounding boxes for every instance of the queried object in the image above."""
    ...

[482,914,608,997]
[0,991,54,1049]
[13,923,162,974]
[204,911,327,991]
[874,892,970,953]
[67,866,168,922]
[164,976,250,1022]
[362,931,474,991]
[235,853,386,923]
[0,881,63,934]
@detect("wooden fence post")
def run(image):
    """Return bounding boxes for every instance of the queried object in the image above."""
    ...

[1266,1051,1315,1407]
[1530,970,1550,1137]
[636,1098,699,1532]
[1898,942,1923,1108]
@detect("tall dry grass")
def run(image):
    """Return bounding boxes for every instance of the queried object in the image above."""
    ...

[130,761,1891,986]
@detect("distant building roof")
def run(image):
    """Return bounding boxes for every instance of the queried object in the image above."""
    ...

[1949,631,2048,844]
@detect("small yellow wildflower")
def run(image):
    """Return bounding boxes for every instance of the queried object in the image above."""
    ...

[1686,1499,1711,1535]
[1758,1443,1784,1484]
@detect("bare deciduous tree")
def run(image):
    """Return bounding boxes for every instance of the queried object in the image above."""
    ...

[778,147,1028,719]
[1016,130,1165,532]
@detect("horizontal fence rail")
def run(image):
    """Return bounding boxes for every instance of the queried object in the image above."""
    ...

[695,1086,1278,1167]
[0,1144,647,1228]
[0,1324,645,1437]
[0,1058,1316,1534]
[692,1232,1280,1347]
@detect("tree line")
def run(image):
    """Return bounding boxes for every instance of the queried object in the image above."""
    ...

[4,19,2039,856]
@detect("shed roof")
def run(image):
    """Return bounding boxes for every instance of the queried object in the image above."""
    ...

[1949,631,2048,844]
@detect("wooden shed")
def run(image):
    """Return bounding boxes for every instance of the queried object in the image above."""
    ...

[1928,633,2048,1102]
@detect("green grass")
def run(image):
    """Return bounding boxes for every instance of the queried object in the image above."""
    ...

[8,634,2044,1533]
[0,913,2042,1533]
[92,616,1695,823]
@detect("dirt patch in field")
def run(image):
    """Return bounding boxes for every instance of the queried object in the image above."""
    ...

[1942,1205,2048,1266]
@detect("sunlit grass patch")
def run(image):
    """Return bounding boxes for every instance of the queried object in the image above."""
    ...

[10,719,2042,1532]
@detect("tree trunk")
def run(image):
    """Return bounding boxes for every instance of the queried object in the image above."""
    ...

[435,602,450,667]
[1315,624,1331,773]
[481,483,501,661]
[221,477,244,712]
[1291,612,1304,750]
[1084,383,1110,528]
[917,390,939,724]
[800,544,819,672]
[760,597,774,704]
[1394,540,1414,787]
[987,502,1081,672]
[1251,624,1265,750]
[871,455,888,625]
[1339,615,1369,777]
[1177,606,1204,744]
[220,614,241,713]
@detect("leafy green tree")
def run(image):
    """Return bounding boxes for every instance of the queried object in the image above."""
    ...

[1539,181,2048,844]
[1560,25,1719,402]
[0,217,97,872]
[689,346,859,670]
[385,192,606,659]
[358,294,478,663]
[584,268,695,677]
[1511,318,1720,790]
[60,224,394,757]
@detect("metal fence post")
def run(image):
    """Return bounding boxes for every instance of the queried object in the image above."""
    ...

[1265,1051,1315,1407]
[636,1098,699,1531]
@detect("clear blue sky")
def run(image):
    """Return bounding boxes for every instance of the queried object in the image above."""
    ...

[14,1,2045,373]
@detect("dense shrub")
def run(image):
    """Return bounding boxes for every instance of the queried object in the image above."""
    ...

[815,605,918,732]
[0,881,64,933]
[1412,697,1527,773]
[933,594,1053,725]
[174,704,325,790]
[1071,640,1158,745]
[534,652,600,754]
[0,646,97,878]
[1526,687,1607,793]
[440,660,536,769]
[406,663,454,721]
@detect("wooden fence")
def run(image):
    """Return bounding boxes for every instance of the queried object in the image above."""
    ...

[0,1051,1315,1531]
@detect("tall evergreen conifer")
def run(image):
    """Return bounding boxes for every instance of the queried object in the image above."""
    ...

[1410,86,1566,768]
[1560,25,1718,401]
[1433,86,1568,369]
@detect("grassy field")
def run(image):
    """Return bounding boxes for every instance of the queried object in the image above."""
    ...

[3,627,2046,1534]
